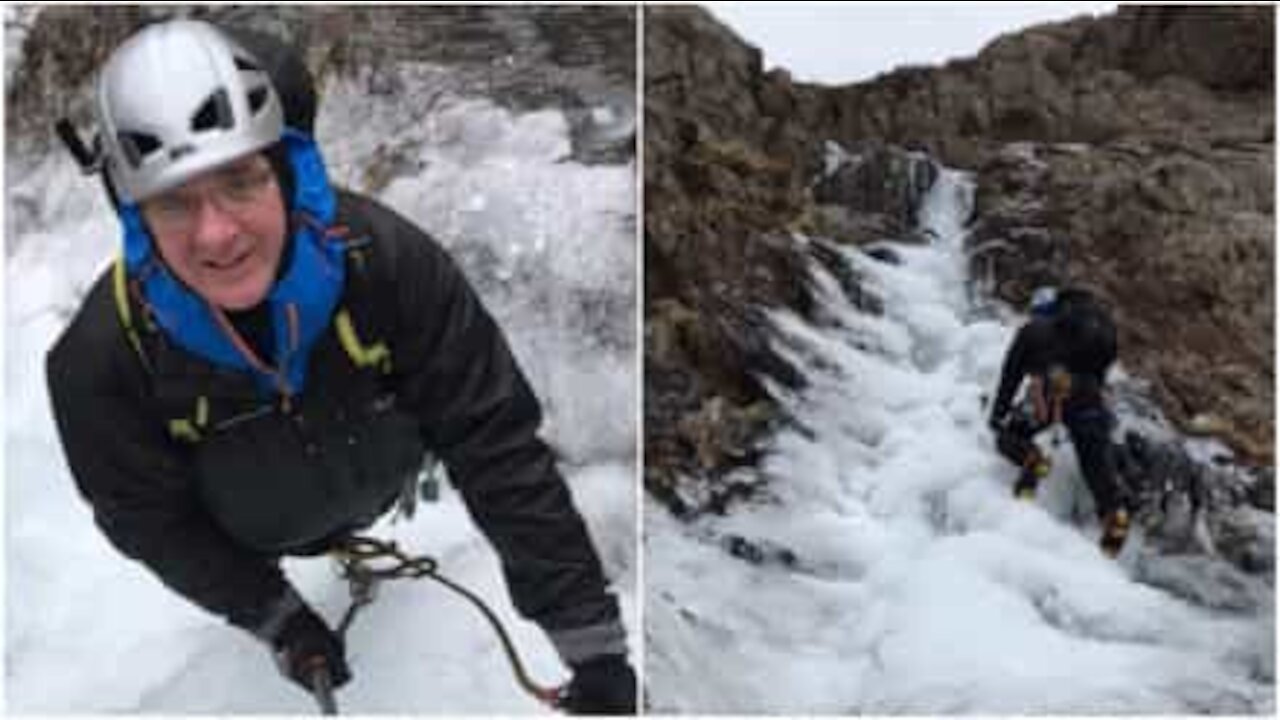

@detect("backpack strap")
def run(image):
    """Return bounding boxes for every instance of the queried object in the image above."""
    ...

[112,254,152,374]
[113,255,215,442]
[168,395,210,443]
[326,198,395,378]
[335,307,391,374]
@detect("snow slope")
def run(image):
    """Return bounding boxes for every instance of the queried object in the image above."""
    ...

[6,65,636,713]
[645,163,1273,713]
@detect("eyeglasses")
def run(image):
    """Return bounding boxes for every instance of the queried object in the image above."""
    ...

[142,159,279,232]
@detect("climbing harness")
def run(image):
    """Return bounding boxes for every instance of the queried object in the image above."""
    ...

[1028,367,1072,441]
[307,535,565,715]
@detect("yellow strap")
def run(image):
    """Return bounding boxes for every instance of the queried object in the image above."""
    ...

[195,395,209,427]
[335,308,391,372]
[167,395,209,443]
[112,255,131,327]
[115,256,203,442]
[112,255,147,364]
[168,419,200,443]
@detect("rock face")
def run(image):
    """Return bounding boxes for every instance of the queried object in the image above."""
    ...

[1117,431,1274,578]
[644,7,813,513]
[971,135,1272,463]
[644,6,1274,518]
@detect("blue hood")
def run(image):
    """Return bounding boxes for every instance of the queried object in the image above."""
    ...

[119,128,346,397]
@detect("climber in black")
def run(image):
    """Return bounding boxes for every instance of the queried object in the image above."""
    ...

[46,20,634,712]
[988,286,1132,556]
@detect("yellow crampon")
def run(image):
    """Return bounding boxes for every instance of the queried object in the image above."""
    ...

[1100,508,1131,558]
[1014,450,1051,500]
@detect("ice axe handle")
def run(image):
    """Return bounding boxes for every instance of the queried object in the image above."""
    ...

[309,664,339,716]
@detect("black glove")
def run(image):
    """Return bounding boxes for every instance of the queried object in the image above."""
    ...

[270,605,351,694]
[988,412,1006,433]
[561,655,636,715]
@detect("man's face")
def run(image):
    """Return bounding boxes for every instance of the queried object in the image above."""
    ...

[140,153,287,311]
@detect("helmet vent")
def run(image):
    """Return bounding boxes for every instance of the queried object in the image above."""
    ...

[233,55,261,73]
[95,20,286,201]
[191,88,233,132]
[118,131,161,168]
[247,86,269,114]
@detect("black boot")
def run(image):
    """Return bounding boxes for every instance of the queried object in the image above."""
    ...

[1013,454,1050,500]
[1013,469,1038,500]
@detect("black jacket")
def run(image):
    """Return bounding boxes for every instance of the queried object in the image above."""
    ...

[990,315,1112,424]
[46,190,624,663]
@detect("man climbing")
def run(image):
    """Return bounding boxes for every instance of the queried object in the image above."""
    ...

[46,20,634,713]
[987,286,1132,557]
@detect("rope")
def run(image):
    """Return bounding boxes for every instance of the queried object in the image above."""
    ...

[326,535,564,710]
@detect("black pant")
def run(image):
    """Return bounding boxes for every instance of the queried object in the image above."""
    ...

[996,410,1046,469]
[997,403,1127,518]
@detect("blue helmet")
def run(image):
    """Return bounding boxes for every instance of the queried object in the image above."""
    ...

[1029,286,1059,317]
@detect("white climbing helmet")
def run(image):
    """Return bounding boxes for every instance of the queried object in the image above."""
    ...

[95,19,284,203]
